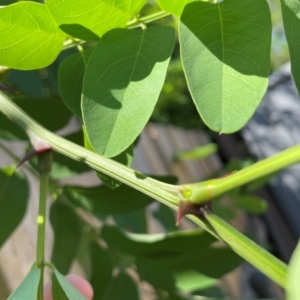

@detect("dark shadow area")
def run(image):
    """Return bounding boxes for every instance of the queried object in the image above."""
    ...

[60,24,100,41]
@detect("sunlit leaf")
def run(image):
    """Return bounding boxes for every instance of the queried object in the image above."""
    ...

[45,0,146,39]
[180,0,271,133]
[0,2,65,70]
[280,0,300,95]
[50,200,82,274]
[64,175,177,216]
[52,269,88,300]
[287,239,300,300]
[157,0,198,16]
[0,167,29,247]
[103,272,140,300]
[7,268,40,300]
[83,125,133,189]
[82,26,175,157]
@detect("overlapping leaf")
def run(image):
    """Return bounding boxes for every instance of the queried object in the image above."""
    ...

[103,272,139,300]
[0,2,65,70]
[287,239,300,300]
[82,26,175,157]
[52,269,87,300]
[90,242,113,300]
[59,49,94,118]
[7,268,40,300]
[0,97,72,140]
[180,0,272,133]
[50,200,82,274]
[0,167,29,247]
[102,226,241,291]
[280,0,300,95]
[46,0,146,40]
[157,0,197,16]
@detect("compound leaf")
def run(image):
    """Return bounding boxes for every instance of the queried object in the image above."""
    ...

[180,0,271,133]
[0,2,65,70]
[82,26,175,157]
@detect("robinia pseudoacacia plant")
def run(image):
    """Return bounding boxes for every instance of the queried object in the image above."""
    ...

[0,0,300,299]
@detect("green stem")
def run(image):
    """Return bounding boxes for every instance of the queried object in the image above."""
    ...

[127,11,171,29]
[36,151,52,300]
[188,213,287,287]
[0,92,292,288]
[184,145,300,204]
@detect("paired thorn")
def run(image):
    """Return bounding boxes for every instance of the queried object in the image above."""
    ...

[176,201,212,225]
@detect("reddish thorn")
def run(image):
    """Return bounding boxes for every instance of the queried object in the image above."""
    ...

[17,146,52,168]
[176,201,211,225]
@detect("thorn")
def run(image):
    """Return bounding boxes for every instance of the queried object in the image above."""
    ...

[176,201,212,225]
[17,146,52,168]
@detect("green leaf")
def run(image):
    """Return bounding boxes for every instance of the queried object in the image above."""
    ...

[157,0,198,16]
[174,143,218,162]
[52,269,88,300]
[83,125,133,189]
[113,208,148,233]
[0,167,29,247]
[50,200,82,274]
[64,175,177,216]
[179,0,272,133]
[280,0,300,94]
[101,225,216,258]
[287,239,300,300]
[14,97,72,132]
[153,203,178,232]
[173,270,216,292]
[59,49,94,118]
[137,246,242,290]
[7,268,40,300]
[82,26,175,157]
[103,272,140,300]
[0,2,65,70]
[233,194,268,214]
[0,97,72,140]
[45,0,146,39]
[90,242,113,300]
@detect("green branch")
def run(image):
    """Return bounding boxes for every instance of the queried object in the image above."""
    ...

[36,151,52,300]
[0,91,295,288]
